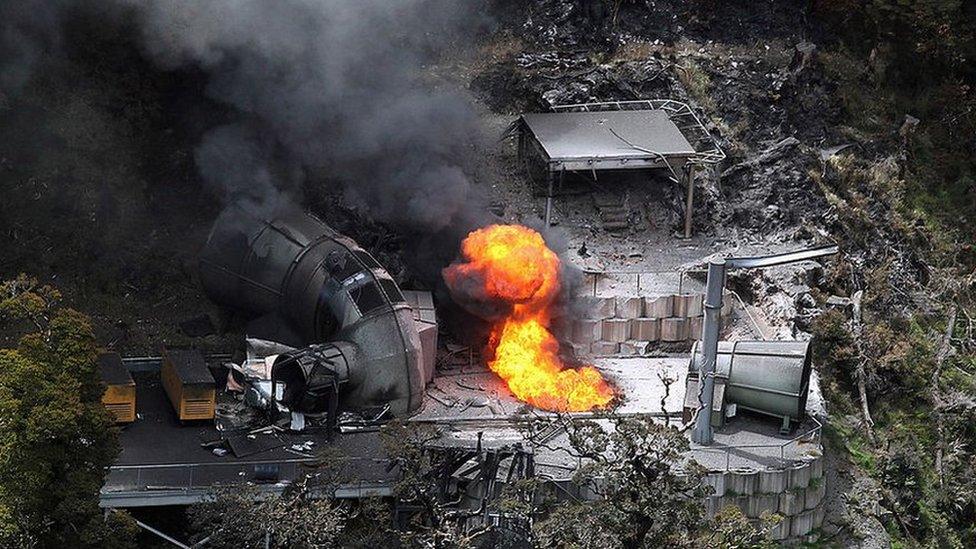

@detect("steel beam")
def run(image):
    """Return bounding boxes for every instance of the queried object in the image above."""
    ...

[683,163,696,238]
[692,259,726,445]
[545,170,554,226]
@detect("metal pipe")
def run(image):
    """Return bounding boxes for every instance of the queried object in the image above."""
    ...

[198,205,424,415]
[692,259,725,445]
[128,516,191,549]
[726,245,839,269]
[683,163,696,238]
[545,170,554,226]
[691,245,837,445]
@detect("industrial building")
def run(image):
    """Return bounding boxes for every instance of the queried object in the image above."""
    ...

[99,103,832,544]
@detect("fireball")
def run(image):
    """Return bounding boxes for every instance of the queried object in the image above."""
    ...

[443,224,614,411]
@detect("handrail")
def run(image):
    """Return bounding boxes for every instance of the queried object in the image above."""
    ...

[689,415,823,471]
[103,418,823,496]
[578,268,709,298]
[551,99,726,165]
[108,457,322,470]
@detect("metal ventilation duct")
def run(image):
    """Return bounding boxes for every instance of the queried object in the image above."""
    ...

[199,205,424,415]
[689,340,812,422]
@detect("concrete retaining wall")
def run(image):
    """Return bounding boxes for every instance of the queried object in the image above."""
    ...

[572,292,733,356]
[705,453,825,541]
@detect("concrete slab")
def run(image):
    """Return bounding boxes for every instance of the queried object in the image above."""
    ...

[615,296,643,319]
[601,319,631,342]
[108,353,824,505]
[590,341,619,355]
[644,295,674,318]
[583,296,616,319]
[674,294,704,317]
[632,318,661,341]
[660,317,689,341]
[689,316,703,340]
[572,319,602,344]
[619,341,638,356]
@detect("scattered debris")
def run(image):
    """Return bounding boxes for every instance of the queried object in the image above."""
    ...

[226,433,286,458]
[336,404,392,433]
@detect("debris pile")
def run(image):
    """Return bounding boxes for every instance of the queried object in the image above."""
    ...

[718,137,830,237]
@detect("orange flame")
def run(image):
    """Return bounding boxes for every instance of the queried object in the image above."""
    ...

[443,224,614,411]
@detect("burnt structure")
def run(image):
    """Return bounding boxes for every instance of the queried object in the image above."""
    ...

[199,205,426,416]
[517,100,725,236]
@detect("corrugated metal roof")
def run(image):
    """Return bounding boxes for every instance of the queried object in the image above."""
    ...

[521,109,696,162]
[163,347,215,385]
[98,352,134,386]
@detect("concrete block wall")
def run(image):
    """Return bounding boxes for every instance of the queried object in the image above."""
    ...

[572,292,732,356]
[703,454,826,541]
[528,453,825,542]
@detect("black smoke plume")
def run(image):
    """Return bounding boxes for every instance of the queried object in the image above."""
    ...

[2,0,486,232]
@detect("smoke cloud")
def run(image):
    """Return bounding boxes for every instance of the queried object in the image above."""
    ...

[2,0,485,231]
[128,0,483,229]
[0,1,68,96]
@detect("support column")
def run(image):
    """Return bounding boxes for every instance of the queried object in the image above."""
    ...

[692,259,725,445]
[683,163,696,238]
[545,169,554,226]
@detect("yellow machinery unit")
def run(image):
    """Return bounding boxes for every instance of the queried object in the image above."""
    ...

[98,352,136,423]
[161,347,216,421]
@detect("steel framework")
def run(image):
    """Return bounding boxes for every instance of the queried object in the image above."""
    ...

[524,99,725,237]
[550,99,726,165]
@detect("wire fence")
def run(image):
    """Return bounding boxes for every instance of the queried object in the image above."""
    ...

[104,458,318,492]
[690,416,823,471]
[578,268,708,298]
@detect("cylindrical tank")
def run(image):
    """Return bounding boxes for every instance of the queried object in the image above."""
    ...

[689,340,812,421]
[199,204,424,415]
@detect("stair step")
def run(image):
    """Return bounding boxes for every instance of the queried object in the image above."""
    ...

[602,221,630,231]
[593,194,624,208]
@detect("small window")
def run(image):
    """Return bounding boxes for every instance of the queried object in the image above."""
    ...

[354,250,382,269]
[350,282,386,314]
[378,278,405,303]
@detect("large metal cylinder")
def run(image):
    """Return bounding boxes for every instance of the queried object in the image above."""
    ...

[199,204,424,415]
[689,340,812,422]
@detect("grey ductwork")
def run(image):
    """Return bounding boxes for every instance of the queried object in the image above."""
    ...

[199,204,424,415]
[688,340,812,422]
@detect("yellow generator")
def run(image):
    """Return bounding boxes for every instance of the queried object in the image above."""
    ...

[97,352,136,423]
[161,347,216,421]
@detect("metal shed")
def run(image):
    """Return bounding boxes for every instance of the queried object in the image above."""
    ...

[685,340,813,431]
[161,347,216,421]
[517,100,724,236]
[98,352,136,423]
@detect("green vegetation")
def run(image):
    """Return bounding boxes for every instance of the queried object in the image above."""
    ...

[815,0,975,243]
[187,417,777,548]
[793,1,976,542]
[0,275,134,548]
[188,485,348,548]
[801,3,976,545]
[676,58,716,112]
[525,415,777,548]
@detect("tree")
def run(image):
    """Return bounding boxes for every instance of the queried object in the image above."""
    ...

[0,275,134,548]
[697,506,779,549]
[188,485,348,549]
[527,415,708,548]
[526,414,777,548]
[380,421,498,549]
